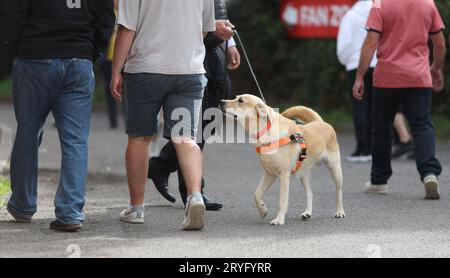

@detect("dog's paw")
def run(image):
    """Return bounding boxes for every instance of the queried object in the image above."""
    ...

[270,218,285,226]
[334,211,346,219]
[257,204,269,218]
[301,212,311,221]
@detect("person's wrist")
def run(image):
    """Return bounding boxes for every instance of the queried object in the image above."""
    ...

[112,71,122,78]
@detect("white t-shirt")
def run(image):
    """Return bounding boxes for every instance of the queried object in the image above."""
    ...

[118,0,216,75]
[337,1,377,71]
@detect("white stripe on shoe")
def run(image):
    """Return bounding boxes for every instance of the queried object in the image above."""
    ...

[347,155,372,163]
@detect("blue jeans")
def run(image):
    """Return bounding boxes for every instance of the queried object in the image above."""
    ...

[371,88,442,185]
[7,58,95,224]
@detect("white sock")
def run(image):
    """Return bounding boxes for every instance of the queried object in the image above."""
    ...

[130,204,144,211]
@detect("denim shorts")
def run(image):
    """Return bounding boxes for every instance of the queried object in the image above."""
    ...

[123,73,207,139]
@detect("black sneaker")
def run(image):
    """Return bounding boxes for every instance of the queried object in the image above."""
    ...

[179,180,223,211]
[346,150,372,163]
[202,194,223,211]
[50,220,82,232]
[392,141,414,159]
[181,193,223,211]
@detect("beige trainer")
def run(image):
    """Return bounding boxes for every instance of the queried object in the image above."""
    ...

[365,182,388,194]
[423,175,440,200]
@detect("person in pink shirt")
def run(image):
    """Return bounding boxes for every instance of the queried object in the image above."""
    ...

[353,0,445,199]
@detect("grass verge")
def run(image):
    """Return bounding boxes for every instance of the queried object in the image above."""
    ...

[0,176,11,207]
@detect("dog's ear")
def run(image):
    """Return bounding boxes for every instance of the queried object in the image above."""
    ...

[255,103,272,122]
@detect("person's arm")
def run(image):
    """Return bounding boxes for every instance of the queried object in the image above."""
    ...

[227,44,240,70]
[353,3,382,100]
[353,31,380,100]
[448,33,450,49]
[430,32,446,92]
[111,0,141,102]
[5,0,30,51]
[92,0,116,60]
[429,2,445,92]
[110,26,135,102]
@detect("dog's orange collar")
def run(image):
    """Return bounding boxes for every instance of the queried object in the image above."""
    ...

[255,125,307,174]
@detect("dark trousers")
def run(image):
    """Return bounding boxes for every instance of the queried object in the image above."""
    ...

[347,68,373,154]
[371,88,442,184]
[149,47,232,195]
[101,60,118,128]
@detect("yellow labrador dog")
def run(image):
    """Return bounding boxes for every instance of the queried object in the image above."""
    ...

[221,94,345,225]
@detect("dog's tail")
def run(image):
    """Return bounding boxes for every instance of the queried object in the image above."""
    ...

[282,106,324,124]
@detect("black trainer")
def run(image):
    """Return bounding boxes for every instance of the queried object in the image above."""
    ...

[179,180,223,211]
[50,220,82,232]
[202,194,223,211]
[392,141,414,159]
[181,192,223,211]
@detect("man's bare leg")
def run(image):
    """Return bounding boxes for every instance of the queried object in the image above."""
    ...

[119,136,153,224]
[126,136,153,205]
[173,137,205,230]
[173,138,203,195]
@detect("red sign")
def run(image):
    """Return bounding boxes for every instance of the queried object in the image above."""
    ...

[280,0,356,39]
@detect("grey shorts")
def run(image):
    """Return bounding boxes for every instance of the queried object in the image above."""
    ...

[123,73,207,139]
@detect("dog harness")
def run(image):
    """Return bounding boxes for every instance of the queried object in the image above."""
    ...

[254,118,307,174]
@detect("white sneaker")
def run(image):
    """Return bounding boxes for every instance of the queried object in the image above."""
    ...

[120,205,145,224]
[182,192,205,230]
[423,175,440,200]
[365,182,388,194]
[347,151,372,163]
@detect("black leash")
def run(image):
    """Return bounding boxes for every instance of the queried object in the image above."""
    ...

[233,29,267,104]
[224,39,229,100]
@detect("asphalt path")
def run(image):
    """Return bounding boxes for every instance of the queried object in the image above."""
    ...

[0,103,449,258]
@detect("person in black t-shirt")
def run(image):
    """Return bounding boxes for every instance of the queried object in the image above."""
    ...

[4,0,115,232]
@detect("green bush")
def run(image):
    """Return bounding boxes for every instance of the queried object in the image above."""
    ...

[228,0,450,117]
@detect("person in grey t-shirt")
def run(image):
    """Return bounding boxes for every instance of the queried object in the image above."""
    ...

[111,0,216,230]
[148,0,239,212]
